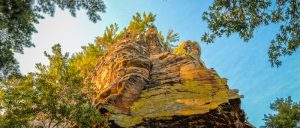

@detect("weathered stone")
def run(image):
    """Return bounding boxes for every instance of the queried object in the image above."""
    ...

[89,38,151,113]
[89,28,253,127]
[132,99,253,128]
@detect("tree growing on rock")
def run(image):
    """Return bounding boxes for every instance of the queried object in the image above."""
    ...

[95,23,124,51]
[70,43,104,79]
[158,29,180,52]
[127,12,156,35]
[71,23,125,79]
[71,12,159,82]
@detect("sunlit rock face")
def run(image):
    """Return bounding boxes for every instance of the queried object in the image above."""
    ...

[89,28,253,128]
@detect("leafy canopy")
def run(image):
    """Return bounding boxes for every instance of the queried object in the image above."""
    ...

[0,44,103,127]
[202,0,299,67]
[261,96,300,128]
[0,0,106,78]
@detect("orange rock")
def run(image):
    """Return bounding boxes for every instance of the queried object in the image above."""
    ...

[89,28,253,127]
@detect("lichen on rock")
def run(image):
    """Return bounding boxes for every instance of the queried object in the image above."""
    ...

[89,27,253,127]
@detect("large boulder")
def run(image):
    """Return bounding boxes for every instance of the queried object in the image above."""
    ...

[89,28,253,127]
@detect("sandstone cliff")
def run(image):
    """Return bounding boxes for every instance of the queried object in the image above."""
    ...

[88,28,253,128]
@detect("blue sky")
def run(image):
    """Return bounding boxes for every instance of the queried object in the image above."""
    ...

[15,0,300,127]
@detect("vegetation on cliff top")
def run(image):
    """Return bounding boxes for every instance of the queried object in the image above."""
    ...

[71,12,179,78]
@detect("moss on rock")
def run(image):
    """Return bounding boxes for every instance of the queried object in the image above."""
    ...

[110,79,241,127]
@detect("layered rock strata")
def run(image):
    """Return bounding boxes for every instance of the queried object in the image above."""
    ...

[89,28,253,127]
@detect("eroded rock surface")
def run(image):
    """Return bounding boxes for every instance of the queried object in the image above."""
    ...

[89,28,253,127]
[89,33,151,113]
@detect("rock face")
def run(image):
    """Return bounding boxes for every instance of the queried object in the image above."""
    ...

[89,28,253,127]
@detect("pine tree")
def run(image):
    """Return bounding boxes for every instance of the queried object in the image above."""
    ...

[158,29,180,52]
[127,12,156,35]
[262,96,300,128]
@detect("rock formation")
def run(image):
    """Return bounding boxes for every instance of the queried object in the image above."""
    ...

[89,28,253,127]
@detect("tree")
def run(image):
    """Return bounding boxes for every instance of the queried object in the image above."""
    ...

[202,0,299,67]
[158,29,180,52]
[70,43,104,79]
[72,23,125,79]
[95,23,124,51]
[127,12,156,35]
[261,96,300,128]
[0,0,106,79]
[94,12,156,52]
[0,44,104,127]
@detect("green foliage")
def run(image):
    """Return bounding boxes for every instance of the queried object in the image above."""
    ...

[173,45,189,56]
[95,23,124,51]
[70,43,104,78]
[71,12,158,79]
[127,12,156,35]
[0,44,104,127]
[71,23,125,79]
[261,96,300,128]
[102,23,120,45]
[0,12,176,127]
[1,75,38,127]
[202,0,300,67]
[158,29,180,52]
[173,41,199,58]
[0,0,106,79]
[93,12,156,52]
[0,50,20,80]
